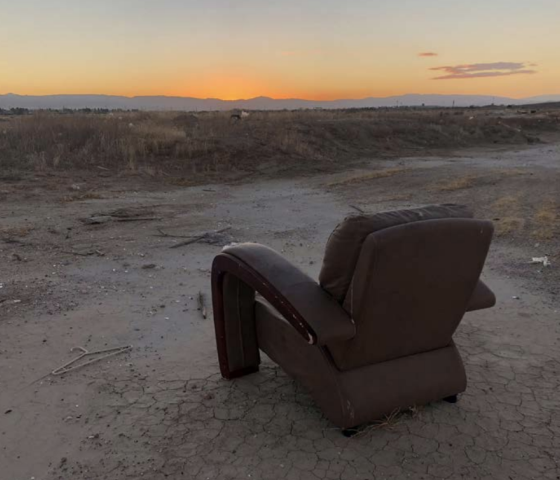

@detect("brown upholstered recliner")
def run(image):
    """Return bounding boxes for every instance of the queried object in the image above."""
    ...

[211,205,496,431]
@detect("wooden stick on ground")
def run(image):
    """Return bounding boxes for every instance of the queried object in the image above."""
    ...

[349,205,365,214]
[155,228,192,239]
[198,292,207,319]
[170,227,231,249]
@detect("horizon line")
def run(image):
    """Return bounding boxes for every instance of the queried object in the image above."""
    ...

[2,92,559,103]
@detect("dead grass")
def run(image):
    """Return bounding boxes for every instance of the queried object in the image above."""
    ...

[327,167,406,187]
[495,217,526,237]
[492,195,520,211]
[0,226,34,239]
[433,175,479,192]
[532,201,558,240]
[61,191,105,203]
[490,195,559,240]
[491,195,524,237]
[1,108,558,178]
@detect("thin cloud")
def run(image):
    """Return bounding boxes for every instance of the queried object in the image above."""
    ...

[419,52,438,57]
[431,62,537,80]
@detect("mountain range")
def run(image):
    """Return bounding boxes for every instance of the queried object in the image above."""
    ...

[2,93,560,111]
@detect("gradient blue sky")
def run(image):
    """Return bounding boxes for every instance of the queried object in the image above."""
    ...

[1,0,559,99]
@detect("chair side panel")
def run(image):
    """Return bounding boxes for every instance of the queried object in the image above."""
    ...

[223,274,260,373]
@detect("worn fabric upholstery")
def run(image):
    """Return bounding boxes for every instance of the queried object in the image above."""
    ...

[329,218,494,371]
[255,297,467,429]
[319,204,474,303]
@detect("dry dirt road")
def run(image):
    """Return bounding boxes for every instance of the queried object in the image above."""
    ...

[1,142,559,480]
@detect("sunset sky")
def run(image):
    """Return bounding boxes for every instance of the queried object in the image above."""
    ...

[1,0,559,100]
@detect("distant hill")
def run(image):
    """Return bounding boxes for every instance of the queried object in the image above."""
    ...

[1,93,560,111]
[519,101,560,109]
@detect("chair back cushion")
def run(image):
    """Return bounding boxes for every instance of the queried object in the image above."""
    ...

[319,204,473,303]
[327,218,493,370]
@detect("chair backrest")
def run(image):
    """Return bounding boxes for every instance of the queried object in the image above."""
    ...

[319,204,474,304]
[326,218,493,371]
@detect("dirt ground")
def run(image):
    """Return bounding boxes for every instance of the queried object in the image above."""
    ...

[1,141,559,480]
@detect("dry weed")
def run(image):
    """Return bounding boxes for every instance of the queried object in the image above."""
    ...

[491,195,525,237]
[0,226,34,238]
[495,217,526,237]
[433,175,478,192]
[492,195,520,211]
[61,191,105,203]
[532,201,558,240]
[327,168,406,187]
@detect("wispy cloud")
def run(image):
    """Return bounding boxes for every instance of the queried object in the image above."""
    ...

[418,52,438,57]
[431,62,537,80]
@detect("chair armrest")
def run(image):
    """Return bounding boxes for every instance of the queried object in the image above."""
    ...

[466,280,496,312]
[212,243,356,346]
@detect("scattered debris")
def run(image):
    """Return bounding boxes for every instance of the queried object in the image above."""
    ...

[512,296,520,300]
[114,217,161,222]
[80,215,161,224]
[531,256,551,267]
[170,227,232,249]
[61,249,104,257]
[0,299,22,306]
[51,345,132,376]
[1,238,31,246]
[81,206,162,225]
[198,292,207,319]
[141,263,157,270]
[80,216,112,225]
[349,205,365,214]
[101,206,155,218]
[155,228,191,239]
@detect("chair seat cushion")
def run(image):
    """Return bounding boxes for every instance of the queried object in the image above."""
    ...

[319,204,474,303]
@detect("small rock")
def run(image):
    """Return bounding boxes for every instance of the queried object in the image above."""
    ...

[142,264,157,270]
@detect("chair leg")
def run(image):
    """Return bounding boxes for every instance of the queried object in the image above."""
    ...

[212,269,260,379]
[444,395,458,404]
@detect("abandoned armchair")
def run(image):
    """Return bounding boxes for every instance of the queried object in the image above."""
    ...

[211,204,496,431]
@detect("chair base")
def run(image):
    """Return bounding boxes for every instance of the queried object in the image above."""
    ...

[443,394,458,404]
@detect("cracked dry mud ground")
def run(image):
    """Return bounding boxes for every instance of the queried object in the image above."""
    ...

[1,142,560,480]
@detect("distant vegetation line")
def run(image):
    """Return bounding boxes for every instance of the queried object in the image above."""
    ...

[1,108,558,181]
